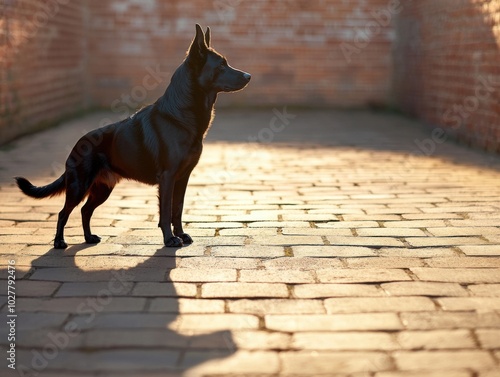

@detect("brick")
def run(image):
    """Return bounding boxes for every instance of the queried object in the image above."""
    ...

[468,284,500,297]
[202,283,289,298]
[56,282,133,297]
[265,313,403,332]
[460,245,500,256]
[239,269,315,283]
[293,245,377,257]
[263,257,344,270]
[211,245,285,257]
[183,350,280,374]
[381,282,468,297]
[219,228,277,236]
[327,236,404,247]
[294,283,383,298]
[149,298,225,313]
[15,312,69,330]
[13,329,84,349]
[71,313,176,330]
[171,314,259,331]
[357,228,426,237]
[402,213,463,220]
[168,268,237,282]
[428,227,500,236]
[83,329,189,348]
[282,227,353,236]
[248,221,310,228]
[393,351,495,371]
[376,371,472,377]
[15,297,146,313]
[317,268,411,283]
[324,297,435,313]
[230,330,291,350]
[15,280,60,297]
[316,221,380,228]
[250,235,325,245]
[400,312,500,330]
[406,237,488,247]
[29,268,166,282]
[438,297,500,311]
[410,268,500,283]
[280,351,394,374]
[379,247,457,258]
[345,257,424,268]
[179,257,260,270]
[132,282,197,297]
[476,329,500,349]
[383,220,447,228]
[292,332,399,350]
[425,257,500,268]
[397,330,476,349]
[228,299,324,314]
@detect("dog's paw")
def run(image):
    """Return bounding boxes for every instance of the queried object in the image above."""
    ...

[178,233,193,245]
[54,239,68,249]
[85,235,101,244]
[164,236,183,248]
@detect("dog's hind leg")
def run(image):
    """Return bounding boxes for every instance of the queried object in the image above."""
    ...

[172,174,193,245]
[54,171,88,249]
[81,182,114,244]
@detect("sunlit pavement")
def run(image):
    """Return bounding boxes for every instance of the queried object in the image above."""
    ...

[1,109,499,376]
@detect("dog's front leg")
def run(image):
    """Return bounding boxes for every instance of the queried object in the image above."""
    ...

[172,173,193,245]
[159,171,183,247]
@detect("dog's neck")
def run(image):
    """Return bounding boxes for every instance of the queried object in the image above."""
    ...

[157,63,216,139]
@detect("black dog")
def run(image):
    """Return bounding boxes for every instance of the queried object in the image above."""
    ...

[15,24,251,249]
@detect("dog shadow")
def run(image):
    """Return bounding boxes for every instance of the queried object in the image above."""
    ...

[3,242,237,376]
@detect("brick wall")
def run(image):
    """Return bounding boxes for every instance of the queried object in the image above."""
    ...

[0,0,87,143]
[393,0,500,152]
[86,0,395,110]
[1,0,499,153]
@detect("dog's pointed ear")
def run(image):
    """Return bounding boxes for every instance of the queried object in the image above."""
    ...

[188,24,208,63]
[205,26,211,47]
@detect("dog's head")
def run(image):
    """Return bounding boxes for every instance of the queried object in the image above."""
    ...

[187,24,251,93]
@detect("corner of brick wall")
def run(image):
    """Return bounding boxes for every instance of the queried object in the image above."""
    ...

[393,0,500,153]
[0,1,89,144]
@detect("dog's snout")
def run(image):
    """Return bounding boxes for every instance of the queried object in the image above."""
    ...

[243,72,251,81]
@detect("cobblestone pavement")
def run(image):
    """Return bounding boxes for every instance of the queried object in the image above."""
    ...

[0,109,500,377]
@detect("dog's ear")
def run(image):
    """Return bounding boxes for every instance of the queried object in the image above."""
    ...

[205,26,211,47]
[188,24,208,63]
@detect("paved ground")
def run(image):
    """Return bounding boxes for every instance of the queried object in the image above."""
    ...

[0,108,500,377]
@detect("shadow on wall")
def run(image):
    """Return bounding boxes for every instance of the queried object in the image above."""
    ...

[393,0,500,153]
[0,244,236,376]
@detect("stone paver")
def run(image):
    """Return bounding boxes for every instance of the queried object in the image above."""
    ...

[0,109,499,376]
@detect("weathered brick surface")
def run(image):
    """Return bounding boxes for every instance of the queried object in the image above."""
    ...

[1,109,499,375]
[394,0,500,152]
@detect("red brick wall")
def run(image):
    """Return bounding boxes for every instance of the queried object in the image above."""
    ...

[0,0,87,143]
[2,0,499,153]
[86,0,396,111]
[393,0,500,152]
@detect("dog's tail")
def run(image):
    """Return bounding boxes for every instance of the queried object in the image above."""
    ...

[15,174,65,199]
